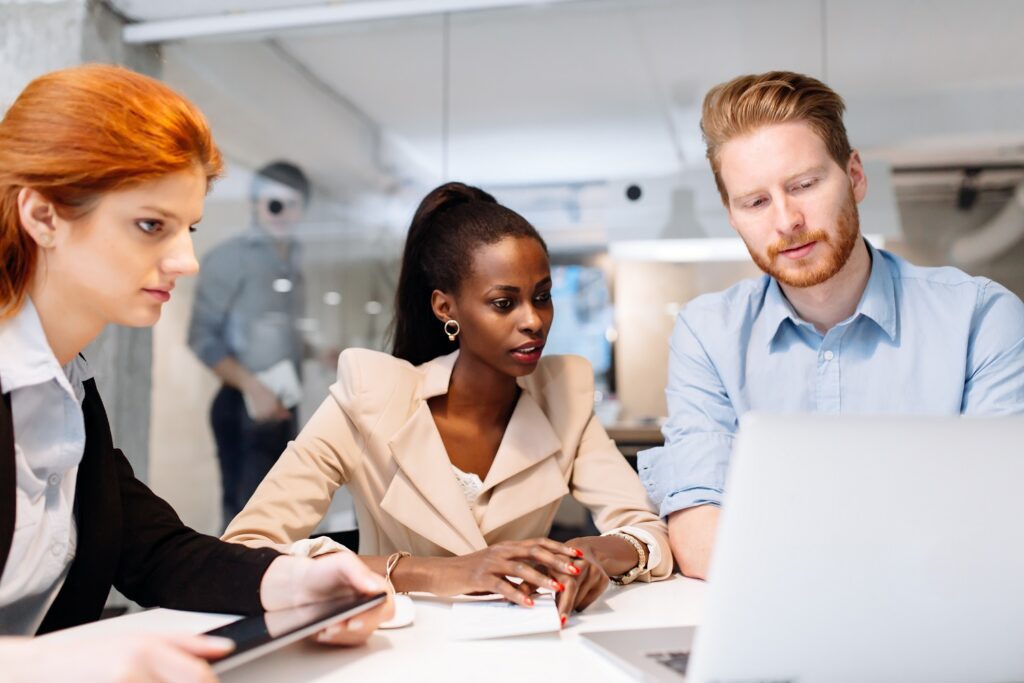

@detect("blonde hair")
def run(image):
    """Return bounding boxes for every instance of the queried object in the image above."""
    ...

[701,71,851,203]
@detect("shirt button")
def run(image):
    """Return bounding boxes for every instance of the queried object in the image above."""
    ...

[51,543,63,557]
[47,474,60,487]
[823,350,835,361]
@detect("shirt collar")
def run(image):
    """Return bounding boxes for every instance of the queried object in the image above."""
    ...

[0,298,83,399]
[853,241,898,342]
[764,239,897,347]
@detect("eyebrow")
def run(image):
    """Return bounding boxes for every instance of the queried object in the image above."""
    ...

[486,277,552,295]
[140,206,204,225]
[140,205,179,220]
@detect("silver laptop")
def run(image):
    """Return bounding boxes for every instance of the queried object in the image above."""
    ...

[584,414,1024,682]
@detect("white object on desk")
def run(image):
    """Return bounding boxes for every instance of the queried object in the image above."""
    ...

[449,594,560,640]
[379,594,415,629]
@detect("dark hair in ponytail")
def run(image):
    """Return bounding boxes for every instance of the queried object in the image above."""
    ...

[390,181,547,366]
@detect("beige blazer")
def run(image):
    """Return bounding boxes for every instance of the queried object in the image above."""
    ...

[224,349,672,581]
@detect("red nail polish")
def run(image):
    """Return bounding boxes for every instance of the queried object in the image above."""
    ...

[552,581,565,592]
[572,547,584,558]
[525,597,534,607]
[560,614,567,627]
[568,564,580,575]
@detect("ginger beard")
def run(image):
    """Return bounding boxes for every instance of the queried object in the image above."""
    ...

[746,187,861,288]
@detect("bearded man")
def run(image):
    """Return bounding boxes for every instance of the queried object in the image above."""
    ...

[638,71,1024,579]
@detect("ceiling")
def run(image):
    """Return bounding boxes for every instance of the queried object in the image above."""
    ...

[106,0,1024,227]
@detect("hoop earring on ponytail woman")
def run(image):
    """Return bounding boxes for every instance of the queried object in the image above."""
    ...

[444,319,461,342]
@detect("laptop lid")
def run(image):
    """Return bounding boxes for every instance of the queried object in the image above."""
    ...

[688,414,1024,683]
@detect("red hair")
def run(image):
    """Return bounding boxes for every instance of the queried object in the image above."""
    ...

[0,63,223,318]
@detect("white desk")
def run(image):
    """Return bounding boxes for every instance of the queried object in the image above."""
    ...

[42,575,705,682]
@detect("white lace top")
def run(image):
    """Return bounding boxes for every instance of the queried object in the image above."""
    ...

[450,464,487,525]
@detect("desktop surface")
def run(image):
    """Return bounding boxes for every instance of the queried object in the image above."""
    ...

[41,575,706,682]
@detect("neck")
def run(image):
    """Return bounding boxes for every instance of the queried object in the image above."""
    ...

[779,237,872,334]
[445,351,520,424]
[27,273,104,366]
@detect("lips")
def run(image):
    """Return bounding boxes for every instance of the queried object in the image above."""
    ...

[779,241,817,260]
[143,287,172,302]
[510,343,544,364]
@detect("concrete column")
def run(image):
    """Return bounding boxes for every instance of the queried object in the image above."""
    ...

[1,0,162,482]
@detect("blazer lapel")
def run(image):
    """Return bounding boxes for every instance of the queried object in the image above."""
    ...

[0,379,15,574]
[382,404,488,556]
[380,352,487,556]
[479,390,569,536]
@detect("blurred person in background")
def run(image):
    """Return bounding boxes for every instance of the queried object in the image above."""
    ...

[188,160,312,528]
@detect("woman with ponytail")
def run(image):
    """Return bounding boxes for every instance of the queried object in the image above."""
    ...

[0,65,391,681]
[225,182,671,626]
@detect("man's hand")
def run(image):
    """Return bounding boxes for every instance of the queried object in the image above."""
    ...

[242,379,290,422]
[260,553,393,646]
[668,505,720,580]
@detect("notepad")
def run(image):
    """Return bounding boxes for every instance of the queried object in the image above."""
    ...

[448,594,561,640]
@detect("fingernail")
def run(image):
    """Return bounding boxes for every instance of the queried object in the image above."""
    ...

[560,614,567,627]
[552,580,565,592]
[203,636,235,650]
[365,578,387,592]
[567,564,580,575]
[571,547,584,558]
[346,619,364,631]
[524,597,534,607]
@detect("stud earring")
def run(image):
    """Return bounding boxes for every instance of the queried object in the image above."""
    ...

[37,233,54,247]
[444,319,461,342]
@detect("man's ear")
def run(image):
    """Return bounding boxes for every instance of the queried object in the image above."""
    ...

[847,150,868,203]
[17,187,60,248]
[430,289,456,323]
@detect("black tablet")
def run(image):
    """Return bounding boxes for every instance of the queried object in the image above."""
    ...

[204,591,388,673]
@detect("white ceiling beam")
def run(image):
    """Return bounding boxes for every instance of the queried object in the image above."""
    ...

[123,0,580,44]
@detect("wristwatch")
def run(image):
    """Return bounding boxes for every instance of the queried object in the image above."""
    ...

[603,531,648,585]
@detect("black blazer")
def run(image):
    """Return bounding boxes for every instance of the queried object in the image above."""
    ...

[0,375,280,634]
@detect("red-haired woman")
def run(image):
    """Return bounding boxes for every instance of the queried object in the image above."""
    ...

[0,65,391,681]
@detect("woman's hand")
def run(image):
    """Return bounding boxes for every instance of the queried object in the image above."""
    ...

[1,633,234,682]
[260,552,394,646]
[552,540,610,625]
[430,538,580,608]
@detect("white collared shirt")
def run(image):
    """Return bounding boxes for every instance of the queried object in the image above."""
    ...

[0,298,90,635]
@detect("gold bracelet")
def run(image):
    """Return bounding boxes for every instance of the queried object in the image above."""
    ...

[384,551,411,594]
[603,531,647,585]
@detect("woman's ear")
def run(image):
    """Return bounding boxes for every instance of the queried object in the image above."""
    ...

[17,187,60,249]
[431,289,456,323]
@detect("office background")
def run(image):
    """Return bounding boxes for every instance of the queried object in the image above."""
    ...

[3,0,1023,544]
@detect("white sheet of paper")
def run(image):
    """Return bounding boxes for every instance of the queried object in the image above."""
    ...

[448,594,560,641]
[244,359,303,418]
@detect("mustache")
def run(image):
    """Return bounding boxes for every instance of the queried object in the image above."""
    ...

[767,229,830,260]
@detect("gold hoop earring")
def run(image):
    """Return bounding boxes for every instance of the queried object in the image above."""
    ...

[444,319,461,342]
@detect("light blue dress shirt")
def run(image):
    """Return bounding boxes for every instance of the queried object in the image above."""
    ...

[638,242,1024,518]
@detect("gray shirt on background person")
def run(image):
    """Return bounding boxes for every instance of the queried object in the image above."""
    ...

[188,229,306,377]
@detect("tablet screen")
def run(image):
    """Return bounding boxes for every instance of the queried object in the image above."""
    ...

[205,591,387,673]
